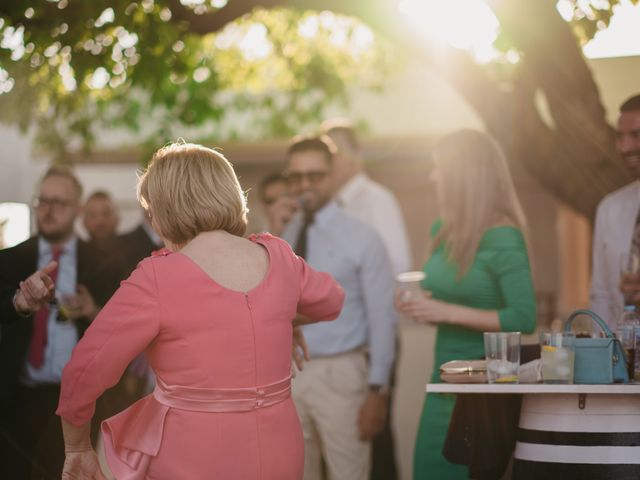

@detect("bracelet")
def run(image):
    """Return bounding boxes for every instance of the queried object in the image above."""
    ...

[12,290,32,318]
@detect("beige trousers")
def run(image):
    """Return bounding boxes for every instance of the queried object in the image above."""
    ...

[292,351,371,480]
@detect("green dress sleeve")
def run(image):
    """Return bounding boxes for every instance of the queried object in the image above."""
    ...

[488,238,537,333]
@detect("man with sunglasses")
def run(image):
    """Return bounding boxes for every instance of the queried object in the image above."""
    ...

[0,166,121,479]
[275,136,396,480]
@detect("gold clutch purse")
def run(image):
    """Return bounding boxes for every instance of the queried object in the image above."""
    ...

[439,360,487,383]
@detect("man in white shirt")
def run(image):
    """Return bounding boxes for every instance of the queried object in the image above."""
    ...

[591,94,640,329]
[322,119,412,275]
[322,120,411,480]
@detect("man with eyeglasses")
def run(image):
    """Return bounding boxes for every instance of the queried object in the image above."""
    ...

[0,166,121,479]
[274,136,396,480]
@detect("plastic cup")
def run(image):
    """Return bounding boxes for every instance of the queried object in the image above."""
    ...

[395,271,426,303]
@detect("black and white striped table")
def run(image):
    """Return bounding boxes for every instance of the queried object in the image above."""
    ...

[426,383,640,480]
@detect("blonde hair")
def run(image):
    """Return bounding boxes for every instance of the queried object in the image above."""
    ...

[137,142,248,245]
[431,130,528,276]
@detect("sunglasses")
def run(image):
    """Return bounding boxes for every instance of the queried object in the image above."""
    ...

[285,170,329,186]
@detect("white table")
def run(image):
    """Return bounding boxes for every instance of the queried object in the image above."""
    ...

[426,383,640,479]
[426,383,640,395]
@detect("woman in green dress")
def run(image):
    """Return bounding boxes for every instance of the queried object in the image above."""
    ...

[397,130,537,479]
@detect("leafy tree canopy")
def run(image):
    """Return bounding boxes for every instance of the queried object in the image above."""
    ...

[0,0,396,157]
[0,0,635,161]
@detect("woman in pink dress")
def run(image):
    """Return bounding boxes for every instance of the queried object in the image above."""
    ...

[55,142,345,479]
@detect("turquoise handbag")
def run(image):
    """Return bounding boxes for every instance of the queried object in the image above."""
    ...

[564,309,629,384]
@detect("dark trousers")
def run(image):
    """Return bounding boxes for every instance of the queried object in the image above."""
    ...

[0,384,65,480]
[370,337,399,480]
[0,379,138,480]
[370,394,398,480]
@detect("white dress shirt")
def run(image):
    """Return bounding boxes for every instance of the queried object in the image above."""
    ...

[336,172,412,275]
[590,181,640,330]
[24,236,79,384]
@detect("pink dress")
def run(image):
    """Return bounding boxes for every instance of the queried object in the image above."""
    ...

[56,234,344,480]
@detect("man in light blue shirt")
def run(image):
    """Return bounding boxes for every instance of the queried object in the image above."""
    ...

[278,136,396,480]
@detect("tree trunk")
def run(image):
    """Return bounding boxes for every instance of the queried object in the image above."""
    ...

[171,0,632,219]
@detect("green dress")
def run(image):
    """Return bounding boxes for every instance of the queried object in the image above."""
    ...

[413,221,536,479]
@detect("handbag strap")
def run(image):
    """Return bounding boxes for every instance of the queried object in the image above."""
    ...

[564,309,616,339]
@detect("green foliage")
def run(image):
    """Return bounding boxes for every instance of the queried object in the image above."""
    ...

[0,0,629,161]
[0,1,395,161]
[560,0,620,44]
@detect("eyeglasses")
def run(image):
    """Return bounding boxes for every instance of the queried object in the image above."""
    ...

[285,170,329,186]
[32,196,75,210]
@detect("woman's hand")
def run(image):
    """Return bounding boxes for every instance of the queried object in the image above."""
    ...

[61,419,105,479]
[62,450,105,480]
[395,290,451,325]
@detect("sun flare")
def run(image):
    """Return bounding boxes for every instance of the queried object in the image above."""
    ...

[398,0,500,63]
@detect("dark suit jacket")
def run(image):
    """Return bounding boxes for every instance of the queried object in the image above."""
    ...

[118,224,160,275]
[0,236,122,412]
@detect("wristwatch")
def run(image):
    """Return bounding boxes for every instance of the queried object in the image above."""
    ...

[368,384,391,395]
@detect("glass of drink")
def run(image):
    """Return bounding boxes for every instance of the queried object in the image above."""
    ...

[540,332,575,384]
[483,332,520,384]
[620,252,640,306]
[55,290,82,323]
[395,271,426,303]
[618,305,640,380]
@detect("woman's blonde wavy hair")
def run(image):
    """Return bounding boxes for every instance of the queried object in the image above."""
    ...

[430,130,529,277]
[137,142,248,246]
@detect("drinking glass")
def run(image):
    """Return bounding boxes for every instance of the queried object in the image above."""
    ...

[620,252,640,306]
[395,271,426,303]
[483,332,520,383]
[540,332,575,384]
[620,324,640,381]
[56,291,80,322]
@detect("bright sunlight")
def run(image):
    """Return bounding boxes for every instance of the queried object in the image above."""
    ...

[399,0,640,62]
[398,0,500,63]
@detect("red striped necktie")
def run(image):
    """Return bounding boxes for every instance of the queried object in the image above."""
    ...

[28,246,63,369]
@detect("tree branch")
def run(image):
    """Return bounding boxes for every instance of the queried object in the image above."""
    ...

[165,0,392,35]
[491,0,629,203]
[166,0,268,34]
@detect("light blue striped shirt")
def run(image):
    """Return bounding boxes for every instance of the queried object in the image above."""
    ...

[23,237,79,385]
[283,202,396,385]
